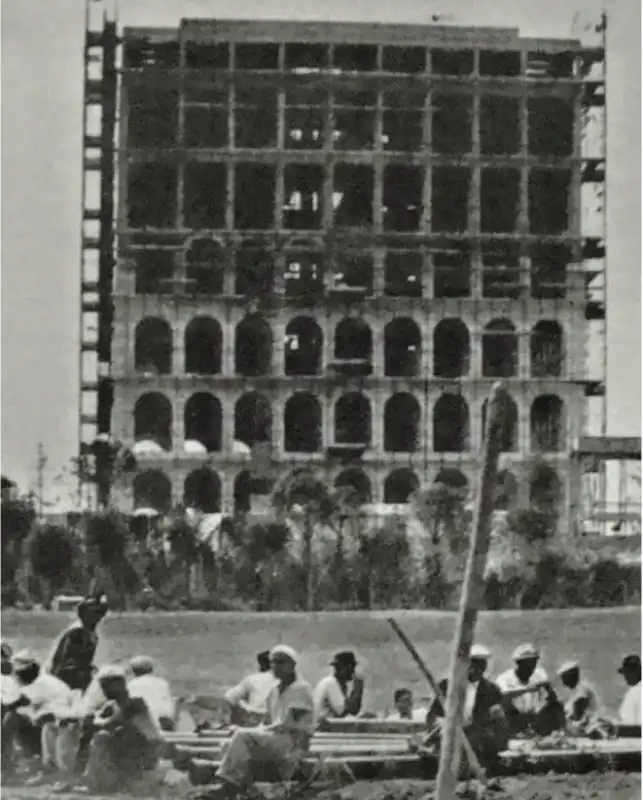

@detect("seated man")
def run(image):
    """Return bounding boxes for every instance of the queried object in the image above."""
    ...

[617,654,641,725]
[556,661,604,736]
[224,650,278,727]
[496,644,564,737]
[213,645,315,799]
[313,651,364,721]
[128,655,176,732]
[386,688,427,722]
[1,642,20,716]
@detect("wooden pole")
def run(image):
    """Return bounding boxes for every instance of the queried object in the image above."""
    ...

[388,617,485,781]
[435,382,510,800]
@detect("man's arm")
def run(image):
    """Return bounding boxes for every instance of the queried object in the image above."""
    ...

[224,678,250,707]
[342,676,364,717]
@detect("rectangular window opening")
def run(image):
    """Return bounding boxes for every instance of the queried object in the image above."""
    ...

[333,109,376,150]
[431,49,473,76]
[530,244,569,299]
[527,97,574,157]
[234,87,278,149]
[284,251,324,298]
[234,43,279,71]
[235,246,274,296]
[184,163,227,229]
[432,167,470,233]
[479,50,521,77]
[184,42,229,69]
[333,165,373,227]
[134,249,175,294]
[184,106,228,148]
[528,168,571,234]
[382,110,424,152]
[285,43,329,70]
[127,86,178,147]
[480,168,521,233]
[234,164,276,229]
[433,248,471,298]
[283,165,325,230]
[384,250,423,297]
[123,38,180,69]
[383,165,423,232]
[432,93,472,155]
[482,242,522,299]
[480,95,521,155]
[127,164,177,229]
[333,44,378,72]
[332,253,374,294]
[527,51,575,79]
[382,46,426,74]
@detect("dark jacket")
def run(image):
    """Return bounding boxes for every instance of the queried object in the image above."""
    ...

[428,677,504,727]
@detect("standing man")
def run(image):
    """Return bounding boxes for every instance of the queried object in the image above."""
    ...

[313,651,364,721]
[617,654,641,725]
[224,650,278,726]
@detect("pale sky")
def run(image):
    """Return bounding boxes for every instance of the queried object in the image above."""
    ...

[1,0,640,502]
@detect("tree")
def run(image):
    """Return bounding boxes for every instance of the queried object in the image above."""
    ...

[29,525,78,608]
[84,510,140,608]
[1,495,37,603]
[165,508,205,603]
[357,522,410,608]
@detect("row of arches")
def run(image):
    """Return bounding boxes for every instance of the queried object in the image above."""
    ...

[133,390,566,454]
[135,315,565,379]
[133,464,562,515]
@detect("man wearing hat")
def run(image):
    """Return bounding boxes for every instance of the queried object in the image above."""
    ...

[313,650,364,721]
[556,661,602,735]
[214,645,315,798]
[128,655,176,731]
[617,654,641,725]
[496,644,563,736]
[224,650,278,726]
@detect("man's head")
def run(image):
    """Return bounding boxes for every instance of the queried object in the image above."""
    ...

[468,645,491,682]
[557,661,580,689]
[618,654,641,687]
[332,651,357,682]
[97,664,128,700]
[394,688,414,718]
[257,651,271,672]
[269,645,298,683]
[513,644,540,681]
[78,594,109,630]
[130,655,154,678]
[1,641,13,675]
[13,652,40,686]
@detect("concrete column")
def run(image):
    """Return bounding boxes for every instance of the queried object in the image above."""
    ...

[372,388,384,455]
[518,327,530,379]
[471,328,482,378]
[518,400,530,455]
[272,396,285,456]
[470,91,481,236]
[174,319,186,375]
[221,397,235,453]
[272,319,286,375]
[221,473,235,516]
[373,249,385,296]
[173,394,186,452]
[423,90,432,232]
[519,90,529,235]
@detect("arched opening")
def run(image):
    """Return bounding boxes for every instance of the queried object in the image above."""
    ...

[384,318,421,377]
[235,315,273,377]
[185,316,222,375]
[133,470,172,513]
[234,470,252,514]
[334,318,373,364]
[234,392,272,448]
[529,462,562,518]
[284,393,322,453]
[495,469,518,510]
[531,321,564,377]
[184,468,221,513]
[134,318,172,374]
[482,319,518,377]
[531,395,564,452]
[434,468,468,490]
[335,393,371,445]
[384,393,420,452]
[433,394,469,452]
[285,317,323,376]
[384,469,419,503]
[335,468,372,504]
[481,394,518,451]
[185,237,225,295]
[433,320,470,378]
[184,393,222,452]
[134,393,172,451]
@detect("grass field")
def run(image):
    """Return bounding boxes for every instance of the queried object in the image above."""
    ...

[2,607,640,715]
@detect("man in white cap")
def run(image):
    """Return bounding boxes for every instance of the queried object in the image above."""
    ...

[496,644,563,736]
[213,644,315,798]
[556,661,602,735]
[128,655,176,731]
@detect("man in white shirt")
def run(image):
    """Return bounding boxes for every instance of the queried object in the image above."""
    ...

[617,654,641,726]
[224,650,278,726]
[128,655,176,731]
[386,688,427,723]
[313,651,364,721]
[556,661,603,735]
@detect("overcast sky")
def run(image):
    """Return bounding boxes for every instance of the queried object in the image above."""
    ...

[1,0,640,502]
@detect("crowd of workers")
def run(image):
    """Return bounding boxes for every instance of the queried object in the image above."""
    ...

[0,595,640,798]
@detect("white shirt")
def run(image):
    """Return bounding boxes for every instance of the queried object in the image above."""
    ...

[128,674,175,722]
[619,684,641,725]
[267,678,315,745]
[19,674,73,720]
[386,708,427,723]
[224,671,278,715]
[464,682,480,725]
[313,675,353,719]
[496,667,549,714]
[1,674,21,705]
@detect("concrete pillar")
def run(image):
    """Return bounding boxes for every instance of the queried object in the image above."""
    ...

[372,388,384,455]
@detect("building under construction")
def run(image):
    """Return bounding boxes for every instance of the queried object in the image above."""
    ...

[79,11,607,528]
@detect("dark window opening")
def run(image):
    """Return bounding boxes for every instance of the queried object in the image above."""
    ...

[184,42,229,69]
[531,396,564,452]
[495,469,518,511]
[433,319,470,378]
[527,51,575,79]
[184,163,227,229]
[183,81,228,104]
[184,394,222,452]
[235,392,272,447]
[235,246,274,297]
[335,394,371,445]
[234,87,278,149]
[184,469,221,513]
[479,50,521,77]
[383,87,426,109]
[433,249,471,298]
[333,165,373,227]
[482,319,518,377]
[527,97,574,157]
[480,168,520,233]
[334,318,372,364]
[133,470,172,514]
[285,316,323,376]
[528,168,571,234]
[234,43,279,70]
[134,392,172,451]
[382,46,426,74]
[481,242,522,299]
[185,317,222,375]
[283,165,324,229]
[285,107,324,150]
[434,468,468,490]
[234,164,275,229]
[284,250,324,299]
[433,394,469,452]
[384,319,421,377]
[127,86,178,147]
[134,250,175,294]
[481,395,518,451]
[331,253,374,295]
[382,110,424,152]
[335,469,372,504]
[184,106,228,149]
[431,49,474,76]
[127,164,177,229]
[135,318,172,374]
[235,315,273,376]
[432,167,470,232]
[529,462,562,517]
[284,393,322,452]
[384,250,423,297]
[530,244,569,299]
[285,43,329,70]
[531,321,564,377]
[234,470,252,514]
[385,394,420,452]
[432,93,473,155]
[185,237,225,295]
[286,85,327,106]
[384,469,419,503]
[383,165,423,232]
[333,45,378,72]
[333,110,376,150]
[480,95,520,155]
[334,87,378,107]
[123,38,179,69]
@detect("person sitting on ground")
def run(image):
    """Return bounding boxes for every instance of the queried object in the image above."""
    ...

[212,645,315,799]
[496,644,564,737]
[617,654,641,726]
[386,688,427,722]
[313,651,364,721]
[423,644,509,774]
[1,642,20,717]
[556,661,604,736]
[128,655,176,732]
[224,650,278,727]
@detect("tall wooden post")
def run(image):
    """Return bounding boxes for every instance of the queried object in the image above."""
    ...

[436,382,510,800]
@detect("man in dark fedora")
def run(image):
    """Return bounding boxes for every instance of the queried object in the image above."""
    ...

[313,651,364,720]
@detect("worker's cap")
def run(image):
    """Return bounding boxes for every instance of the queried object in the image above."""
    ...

[512,644,540,662]
[12,650,38,671]
[470,644,492,662]
[130,655,154,674]
[96,664,126,682]
[269,645,298,664]
[617,654,641,674]
[1,641,12,660]
[557,661,580,677]
[331,651,357,668]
